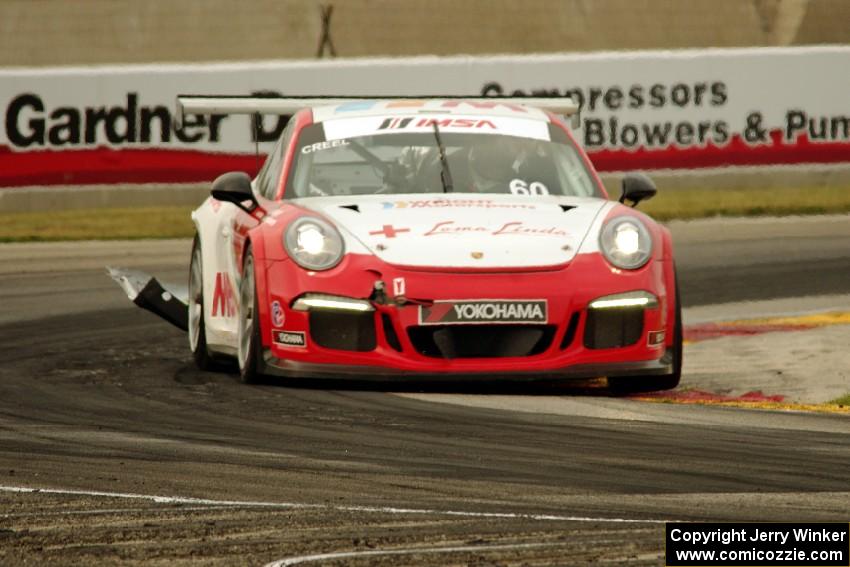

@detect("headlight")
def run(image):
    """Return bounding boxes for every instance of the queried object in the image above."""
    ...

[599,216,652,270]
[284,217,344,271]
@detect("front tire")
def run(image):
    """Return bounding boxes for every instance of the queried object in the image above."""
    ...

[609,276,683,394]
[188,235,221,371]
[237,245,262,384]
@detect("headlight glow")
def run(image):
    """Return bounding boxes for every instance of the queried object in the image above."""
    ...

[296,225,326,255]
[599,216,652,270]
[284,217,344,271]
[614,224,640,255]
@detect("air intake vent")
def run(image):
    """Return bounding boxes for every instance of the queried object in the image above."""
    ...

[309,311,376,352]
[408,325,554,359]
[560,312,581,349]
[583,308,643,349]
[381,313,403,352]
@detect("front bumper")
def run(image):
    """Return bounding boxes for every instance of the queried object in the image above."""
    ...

[257,252,673,380]
[261,349,674,381]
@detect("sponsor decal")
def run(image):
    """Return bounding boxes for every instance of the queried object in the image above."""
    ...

[493,221,566,236]
[273,330,307,347]
[301,138,350,154]
[271,300,285,327]
[335,100,528,114]
[211,272,236,317]
[381,199,536,210]
[376,117,414,130]
[369,224,410,238]
[423,220,567,237]
[392,277,406,297]
[438,100,528,113]
[483,80,731,149]
[419,299,547,325]
[378,117,497,130]
[4,93,227,149]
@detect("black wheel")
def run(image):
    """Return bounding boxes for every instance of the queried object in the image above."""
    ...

[188,235,223,371]
[609,273,683,394]
[237,245,262,384]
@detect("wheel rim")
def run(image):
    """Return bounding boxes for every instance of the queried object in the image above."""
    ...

[237,256,255,370]
[188,244,203,352]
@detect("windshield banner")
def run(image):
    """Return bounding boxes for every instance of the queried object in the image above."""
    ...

[1,46,848,187]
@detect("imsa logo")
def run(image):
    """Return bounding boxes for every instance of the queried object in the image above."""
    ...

[419,300,547,325]
[378,117,497,130]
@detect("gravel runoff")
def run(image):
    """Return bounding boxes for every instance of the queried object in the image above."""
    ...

[682,294,850,404]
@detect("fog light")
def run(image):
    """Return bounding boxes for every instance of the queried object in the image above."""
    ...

[292,294,374,312]
[588,291,658,310]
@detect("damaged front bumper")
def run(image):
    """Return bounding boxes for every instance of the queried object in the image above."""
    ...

[107,267,189,331]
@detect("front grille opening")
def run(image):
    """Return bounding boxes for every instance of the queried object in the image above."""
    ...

[560,312,581,350]
[381,313,403,352]
[408,325,555,359]
[583,308,644,349]
[309,311,376,352]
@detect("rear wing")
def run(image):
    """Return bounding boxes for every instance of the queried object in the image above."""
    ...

[175,95,581,128]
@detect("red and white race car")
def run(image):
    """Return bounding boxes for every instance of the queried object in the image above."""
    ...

[120,96,681,392]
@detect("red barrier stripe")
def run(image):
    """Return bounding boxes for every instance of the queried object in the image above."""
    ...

[589,130,850,172]
[1,130,849,187]
[0,146,259,187]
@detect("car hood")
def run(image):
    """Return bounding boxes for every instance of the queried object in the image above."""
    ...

[294,194,607,269]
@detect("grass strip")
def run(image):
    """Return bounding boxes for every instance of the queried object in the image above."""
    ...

[829,393,850,407]
[640,184,850,221]
[1,185,849,241]
[0,206,195,242]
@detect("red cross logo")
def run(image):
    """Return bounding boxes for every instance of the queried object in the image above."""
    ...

[369,224,410,238]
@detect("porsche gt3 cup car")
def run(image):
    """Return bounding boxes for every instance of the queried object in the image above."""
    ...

[177,96,682,392]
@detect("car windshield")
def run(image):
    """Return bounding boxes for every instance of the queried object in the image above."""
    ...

[285,118,601,199]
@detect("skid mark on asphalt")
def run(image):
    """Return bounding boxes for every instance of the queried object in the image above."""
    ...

[0,484,668,524]
[264,542,571,566]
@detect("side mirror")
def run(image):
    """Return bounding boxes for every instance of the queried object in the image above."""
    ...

[619,172,657,207]
[211,172,258,214]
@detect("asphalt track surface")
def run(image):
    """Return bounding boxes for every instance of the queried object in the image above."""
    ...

[1,216,849,566]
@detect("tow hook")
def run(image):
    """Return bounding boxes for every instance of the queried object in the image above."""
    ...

[371,280,389,305]
[371,280,432,308]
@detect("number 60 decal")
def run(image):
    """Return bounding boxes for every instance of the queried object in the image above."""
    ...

[509,179,549,196]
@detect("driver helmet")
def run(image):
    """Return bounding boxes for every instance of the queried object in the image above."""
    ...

[467,136,521,192]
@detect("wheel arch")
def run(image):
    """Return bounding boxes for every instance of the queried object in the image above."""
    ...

[243,228,273,351]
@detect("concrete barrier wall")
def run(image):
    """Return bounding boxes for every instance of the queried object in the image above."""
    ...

[1,0,850,66]
[3,47,849,189]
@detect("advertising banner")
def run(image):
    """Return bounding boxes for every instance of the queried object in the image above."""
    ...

[1,46,848,187]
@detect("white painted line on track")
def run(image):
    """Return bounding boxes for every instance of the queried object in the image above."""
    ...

[1,505,237,519]
[264,542,568,566]
[0,484,668,524]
